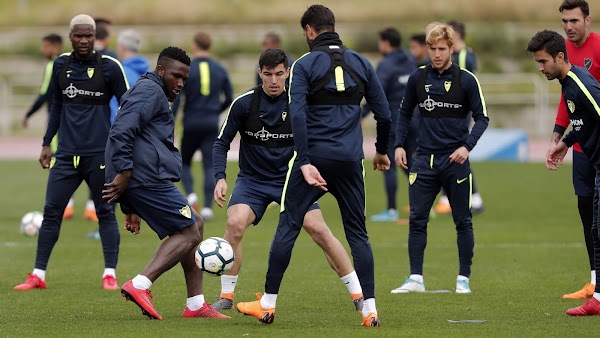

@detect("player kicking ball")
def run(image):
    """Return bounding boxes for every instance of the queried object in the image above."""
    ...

[103,47,228,320]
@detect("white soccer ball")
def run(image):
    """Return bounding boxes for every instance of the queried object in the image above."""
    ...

[20,211,43,237]
[195,237,235,276]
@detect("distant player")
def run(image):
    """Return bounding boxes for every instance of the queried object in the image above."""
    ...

[391,22,489,295]
[211,48,364,312]
[532,29,600,316]
[171,32,233,221]
[409,33,430,67]
[103,47,228,320]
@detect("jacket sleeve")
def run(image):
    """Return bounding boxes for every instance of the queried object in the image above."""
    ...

[108,82,158,172]
[220,70,234,112]
[42,61,62,146]
[462,70,489,151]
[394,71,419,148]
[105,57,130,103]
[363,59,391,155]
[26,60,55,118]
[213,95,246,180]
[554,93,570,135]
[289,60,311,166]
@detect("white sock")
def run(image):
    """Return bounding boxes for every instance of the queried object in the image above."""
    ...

[32,268,46,281]
[221,275,238,294]
[457,275,469,282]
[103,268,116,278]
[438,195,449,204]
[261,293,277,309]
[186,294,205,311]
[132,274,152,290]
[341,271,363,295]
[409,274,423,283]
[66,198,74,208]
[85,199,95,210]
[471,193,483,208]
[594,293,600,302]
[362,298,377,316]
[592,270,596,285]
[188,193,198,205]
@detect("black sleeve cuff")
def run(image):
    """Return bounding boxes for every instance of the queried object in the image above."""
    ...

[553,124,567,136]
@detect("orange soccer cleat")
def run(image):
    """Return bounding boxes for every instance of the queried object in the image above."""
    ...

[237,293,275,324]
[562,283,595,299]
[361,313,381,327]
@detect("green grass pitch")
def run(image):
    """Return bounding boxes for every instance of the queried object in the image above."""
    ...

[0,160,596,336]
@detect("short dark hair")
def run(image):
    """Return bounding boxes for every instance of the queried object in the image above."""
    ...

[94,17,112,26]
[526,30,569,62]
[264,32,281,45]
[379,27,401,48]
[96,25,109,40]
[447,20,466,39]
[193,32,211,51]
[158,46,191,67]
[43,33,62,45]
[559,0,589,16]
[410,33,427,45]
[259,48,288,70]
[300,4,335,33]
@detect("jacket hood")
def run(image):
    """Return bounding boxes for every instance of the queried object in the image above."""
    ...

[123,56,150,76]
[310,31,343,50]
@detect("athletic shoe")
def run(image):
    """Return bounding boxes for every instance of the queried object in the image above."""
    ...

[63,205,74,220]
[434,200,451,214]
[352,293,364,312]
[200,207,214,221]
[86,230,100,240]
[456,280,472,294]
[563,283,595,299]
[566,297,600,316]
[83,208,98,222]
[211,292,234,310]
[120,280,162,320]
[182,302,230,318]
[191,203,200,213]
[236,292,275,324]
[370,209,399,222]
[361,313,381,327]
[102,275,118,290]
[14,273,46,291]
[390,278,425,293]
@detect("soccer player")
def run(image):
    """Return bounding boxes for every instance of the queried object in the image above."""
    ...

[391,22,489,294]
[434,20,485,215]
[171,32,233,221]
[211,48,364,312]
[364,27,417,223]
[409,33,430,67]
[549,0,600,299]
[237,5,391,327]
[103,47,228,320]
[93,17,117,59]
[13,14,128,291]
[532,29,600,316]
[22,33,62,129]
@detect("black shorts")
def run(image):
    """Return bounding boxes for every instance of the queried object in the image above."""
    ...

[120,184,196,239]
[573,150,595,197]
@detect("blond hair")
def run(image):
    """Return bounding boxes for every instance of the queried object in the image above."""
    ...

[70,14,95,31]
[425,22,454,48]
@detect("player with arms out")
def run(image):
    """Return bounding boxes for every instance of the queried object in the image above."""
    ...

[237,4,391,327]
[549,0,600,299]
[210,48,364,312]
[532,29,600,316]
[103,47,228,320]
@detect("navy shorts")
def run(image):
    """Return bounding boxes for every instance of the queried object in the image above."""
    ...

[120,184,196,239]
[229,177,319,225]
[573,150,595,197]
